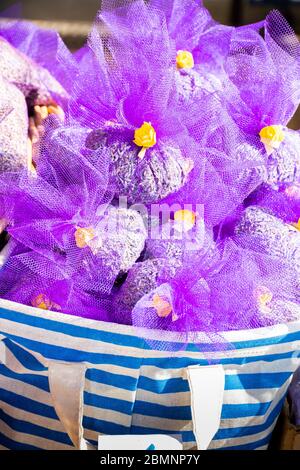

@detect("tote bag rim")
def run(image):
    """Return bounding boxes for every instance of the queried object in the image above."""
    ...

[0,298,300,348]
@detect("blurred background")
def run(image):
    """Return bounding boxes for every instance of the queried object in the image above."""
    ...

[0,0,299,127]
[0,0,299,50]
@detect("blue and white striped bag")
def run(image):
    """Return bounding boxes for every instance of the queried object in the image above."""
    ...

[0,298,299,451]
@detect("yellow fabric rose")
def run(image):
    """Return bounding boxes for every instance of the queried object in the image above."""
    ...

[152,293,172,318]
[176,50,194,69]
[31,293,50,310]
[31,294,61,311]
[259,125,285,156]
[174,209,196,232]
[150,294,179,322]
[75,227,95,249]
[133,122,156,159]
[254,286,273,314]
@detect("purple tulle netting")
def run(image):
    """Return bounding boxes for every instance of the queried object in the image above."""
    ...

[0,0,299,352]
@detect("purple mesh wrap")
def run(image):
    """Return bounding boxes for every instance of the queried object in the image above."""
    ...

[0,23,74,173]
[235,206,300,275]
[0,18,76,103]
[130,238,299,335]
[265,129,300,187]
[0,119,147,308]
[246,183,300,223]
[112,218,217,325]
[162,94,267,227]
[69,1,269,225]
[0,35,68,107]
[149,0,233,103]
[0,240,110,320]
[0,74,28,172]
[224,11,300,135]
[85,124,192,204]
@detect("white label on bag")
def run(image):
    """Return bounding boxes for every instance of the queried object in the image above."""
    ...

[98,434,183,450]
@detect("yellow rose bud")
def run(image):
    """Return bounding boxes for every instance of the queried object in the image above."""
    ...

[259,125,284,156]
[133,122,156,159]
[174,209,196,225]
[254,286,273,314]
[176,50,194,69]
[152,293,172,318]
[291,218,300,231]
[174,209,196,232]
[75,227,95,249]
[133,122,156,149]
[31,294,51,310]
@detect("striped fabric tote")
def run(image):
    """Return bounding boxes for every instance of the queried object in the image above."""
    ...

[0,298,300,450]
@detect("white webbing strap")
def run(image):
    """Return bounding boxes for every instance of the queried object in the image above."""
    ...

[186,365,225,450]
[1,336,225,451]
[0,336,93,450]
[48,361,93,450]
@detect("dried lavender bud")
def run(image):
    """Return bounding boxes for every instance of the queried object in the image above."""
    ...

[112,227,218,324]
[93,207,147,276]
[0,38,69,173]
[86,126,192,204]
[232,142,267,195]
[146,238,183,277]
[176,68,223,104]
[266,130,300,187]
[0,38,67,105]
[114,259,162,315]
[110,142,190,204]
[236,206,300,272]
[0,77,29,172]
[145,218,218,276]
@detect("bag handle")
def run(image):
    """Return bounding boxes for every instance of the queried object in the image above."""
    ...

[0,336,94,450]
[50,361,225,451]
[1,336,224,450]
[48,361,94,450]
[186,365,225,450]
